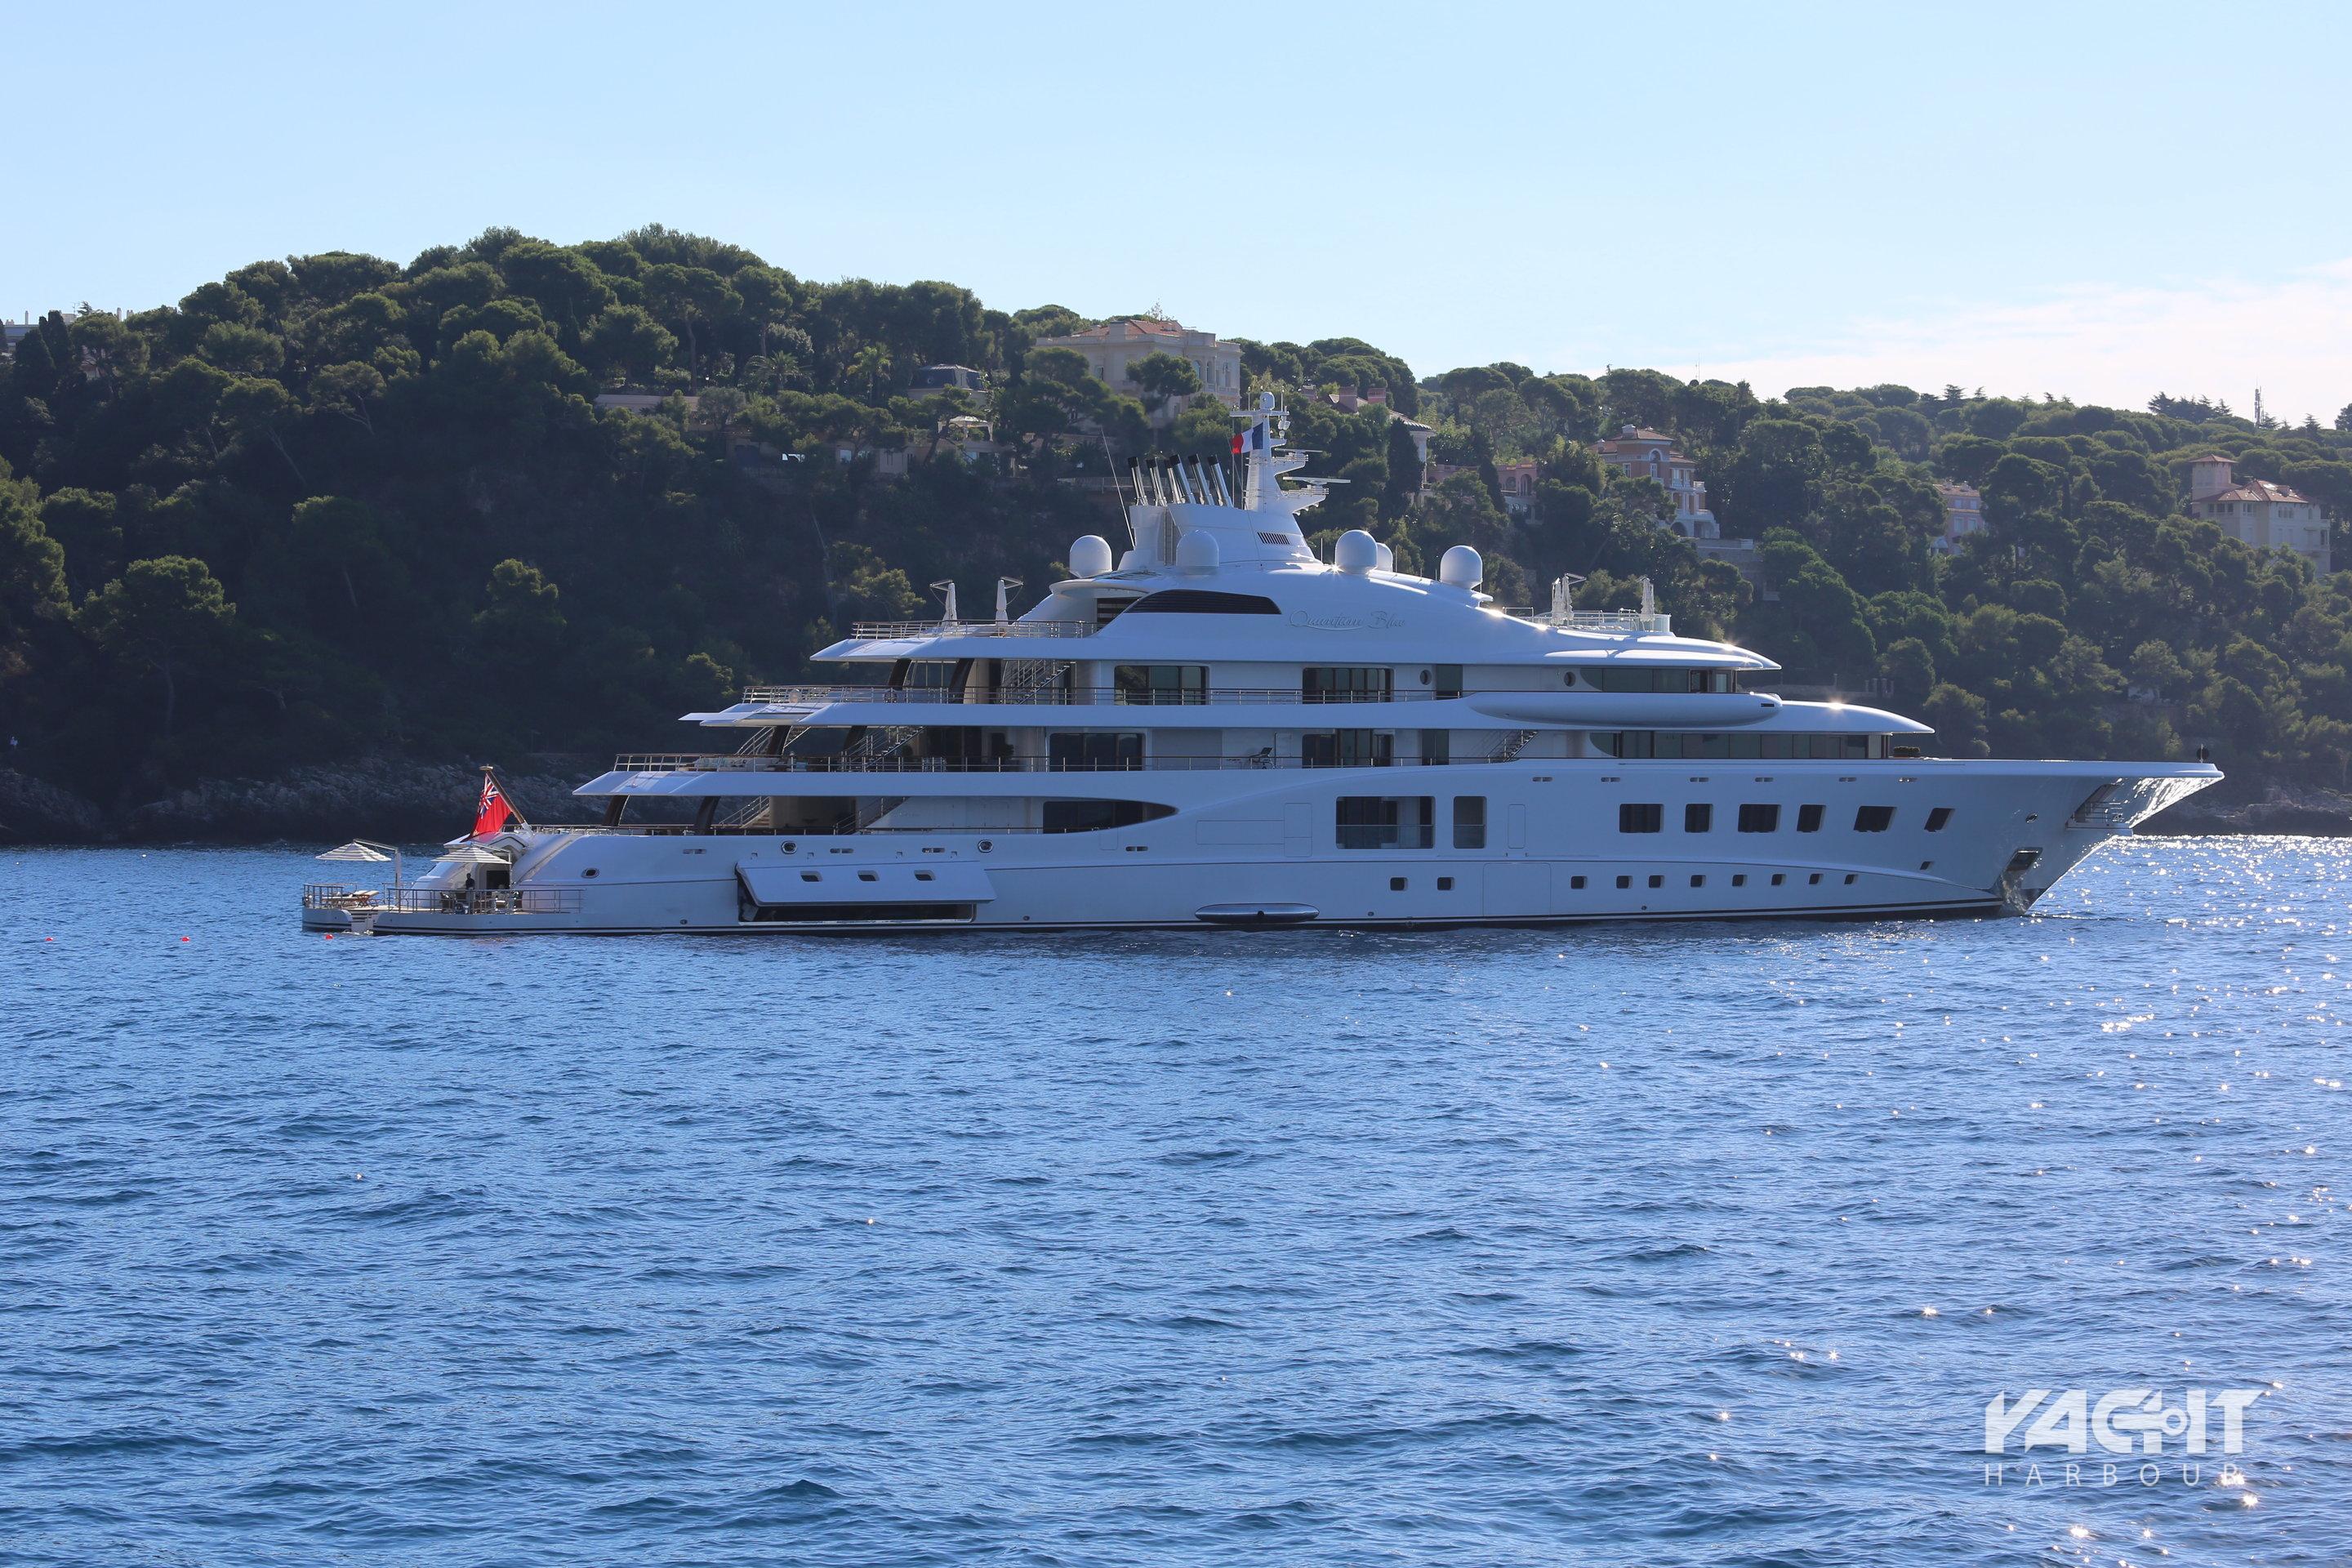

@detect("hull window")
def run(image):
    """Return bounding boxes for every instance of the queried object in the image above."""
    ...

[1453,795,1486,849]
[1683,803,1712,833]
[1925,806,1953,831]
[1336,795,1434,850]
[1738,803,1780,832]
[1854,805,1895,833]
[1796,804,1825,833]
[1619,803,1663,834]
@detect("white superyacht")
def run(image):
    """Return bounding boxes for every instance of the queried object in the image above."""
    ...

[304,398,2218,934]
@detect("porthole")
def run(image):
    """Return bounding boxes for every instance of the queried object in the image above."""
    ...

[1419,669,1432,686]
[582,868,599,879]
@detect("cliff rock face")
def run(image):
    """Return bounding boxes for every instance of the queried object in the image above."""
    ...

[2140,783,2352,838]
[0,769,106,844]
[0,761,590,844]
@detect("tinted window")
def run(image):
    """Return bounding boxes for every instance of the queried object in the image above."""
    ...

[1796,804,1824,833]
[1620,803,1663,833]
[1303,730,1393,768]
[1048,733,1143,770]
[1855,805,1895,833]
[1113,665,1207,704]
[1738,803,1780,833]
[1684,803,1712,833]
[1126,590,1281,614]
[1042,800,1173,833]
[1925,806,1953,831]
[1454,795,1486,849]
[1337,795,1434,850]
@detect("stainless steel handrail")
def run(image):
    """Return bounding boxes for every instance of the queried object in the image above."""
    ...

[737,684,1744,706]
[607,753,1477,775]
[849,619,1094,639]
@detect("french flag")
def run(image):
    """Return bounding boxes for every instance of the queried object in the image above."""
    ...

[1231,421,1268,455]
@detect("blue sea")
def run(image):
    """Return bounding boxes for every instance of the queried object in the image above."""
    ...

[2,839,2346,1566]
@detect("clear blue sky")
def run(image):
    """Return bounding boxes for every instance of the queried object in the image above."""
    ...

[13,1,2350,420]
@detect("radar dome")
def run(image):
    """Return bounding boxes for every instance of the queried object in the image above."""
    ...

[1373,541,1396,572]
[1439,545,1483,589]
[1068,535,1114,578]
[1333,529,1379,573]
[1175,529,1221,573]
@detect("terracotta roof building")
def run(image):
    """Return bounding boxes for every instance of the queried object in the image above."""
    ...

[1594,425,1718,538]
[2188,454,2329,574]
[1030,316,1242,408]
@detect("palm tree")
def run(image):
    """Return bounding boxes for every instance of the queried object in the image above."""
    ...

[853,344,891,403]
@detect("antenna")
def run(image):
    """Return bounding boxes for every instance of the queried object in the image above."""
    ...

[929,579,959,626]
[994,576,1023,625]
[1102,434,1129,509]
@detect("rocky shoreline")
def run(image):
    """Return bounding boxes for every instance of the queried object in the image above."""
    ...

[4,762,2348,846]
[0,761,597,846]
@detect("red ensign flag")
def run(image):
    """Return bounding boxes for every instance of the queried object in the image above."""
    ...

[472,774,510,839]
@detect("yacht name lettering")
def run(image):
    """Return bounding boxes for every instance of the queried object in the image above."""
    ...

[1287,609,1405,632]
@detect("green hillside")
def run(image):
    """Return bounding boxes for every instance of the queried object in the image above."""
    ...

[3,225,2350,831]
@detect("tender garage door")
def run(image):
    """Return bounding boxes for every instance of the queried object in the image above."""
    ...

[736,861,994,922]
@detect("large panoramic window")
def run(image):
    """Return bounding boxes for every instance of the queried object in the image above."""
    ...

[1042,800,1175,833]
[1337,795,1434,850]
[1047,732,1143,770]
[1125,590,1281,615]
[1302,730,1393,768]
[1589,732,1884,760]
[1113,665,1208,705]
[1303,666,1392,702]
[1583,667,1739,693]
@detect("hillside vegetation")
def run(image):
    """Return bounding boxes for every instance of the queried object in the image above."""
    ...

[2,225,2350,832]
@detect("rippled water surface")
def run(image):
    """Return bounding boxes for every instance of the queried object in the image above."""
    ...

[4,839,2349,1566]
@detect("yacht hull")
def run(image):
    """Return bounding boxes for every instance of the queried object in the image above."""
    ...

[301,760,2216,936]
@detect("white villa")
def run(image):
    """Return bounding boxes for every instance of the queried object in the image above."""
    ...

[2189,454,2330,574]
[1032,317,1244,408]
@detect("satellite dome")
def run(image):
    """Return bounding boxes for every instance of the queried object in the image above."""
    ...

[1373,541,1396,572]
[1439,545,1483,589]
[1068,535,1114,578]
[1175,529,1221,573]
[1333,529,1379,573]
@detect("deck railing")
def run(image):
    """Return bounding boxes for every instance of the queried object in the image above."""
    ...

[303,884,583,915]
[849,618,1095,639]
[608,752,1491,776]
[737,684,1744,707]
